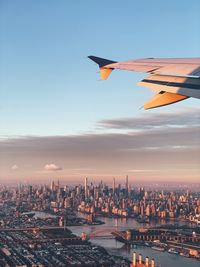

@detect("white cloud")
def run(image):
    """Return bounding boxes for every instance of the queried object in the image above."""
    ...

[44,163,62,171]
[11,164,19,170]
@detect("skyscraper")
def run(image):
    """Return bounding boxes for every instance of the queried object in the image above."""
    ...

[113,177,115,195]
[126,175,129,193]
[84,177,88,199]
[50,180,55,191]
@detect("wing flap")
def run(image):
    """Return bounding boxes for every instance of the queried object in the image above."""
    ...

[144,91,188,110]
[138,74,200,99]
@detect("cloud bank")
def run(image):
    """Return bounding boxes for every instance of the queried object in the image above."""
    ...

[0,107,199,182]
[98,107,200,131]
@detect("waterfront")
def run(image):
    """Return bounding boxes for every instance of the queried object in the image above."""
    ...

[1,183,199,266]
[69,213,200,267]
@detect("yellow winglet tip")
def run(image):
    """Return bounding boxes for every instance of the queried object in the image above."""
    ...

[99,67,113,80]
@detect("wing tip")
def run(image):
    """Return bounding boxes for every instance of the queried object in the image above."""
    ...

[88,55,117,80]
[88,55,117,67]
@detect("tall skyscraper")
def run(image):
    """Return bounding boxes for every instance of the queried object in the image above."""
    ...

[57,179,60,189]
[84,177,88,199]
[113,177,116,195]
[50,180,55,191]
[126,175,129,193]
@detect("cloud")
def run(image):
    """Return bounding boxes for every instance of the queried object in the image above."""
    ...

[98,107,200,131]
[44,163,62,171]
[11,164,19,170]
[0,107,199,181]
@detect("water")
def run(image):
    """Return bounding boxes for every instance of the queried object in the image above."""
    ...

[69,213,200,267]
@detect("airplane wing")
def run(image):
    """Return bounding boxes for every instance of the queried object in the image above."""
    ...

[88,56,200,109]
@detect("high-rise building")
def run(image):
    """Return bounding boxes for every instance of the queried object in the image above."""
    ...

[113,177,115,195]
[50,181,55,191]
[126,175,129,193]
[57,179,60,190]
[28,185,33,195]
[84,177,88,199]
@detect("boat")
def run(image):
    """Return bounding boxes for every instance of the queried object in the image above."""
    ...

[151,246,165,252]
[168,248,179,254]
[180,252,190,258]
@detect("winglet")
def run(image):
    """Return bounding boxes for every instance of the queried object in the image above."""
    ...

[88,55,117,80]
[88,56,117,67]
[99,68,113,80]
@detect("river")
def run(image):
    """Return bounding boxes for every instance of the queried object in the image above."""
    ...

[69,213,200,267]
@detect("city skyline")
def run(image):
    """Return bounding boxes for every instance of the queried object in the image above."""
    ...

[0,1,200,182]
[0,179,199,266]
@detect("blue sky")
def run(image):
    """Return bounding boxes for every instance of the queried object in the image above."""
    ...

[0,1,199,182]
[1,0,200,136]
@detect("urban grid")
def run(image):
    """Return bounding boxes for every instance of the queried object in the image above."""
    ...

[0,177,199,266]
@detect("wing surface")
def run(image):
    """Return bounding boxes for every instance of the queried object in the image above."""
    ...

[88,56,200,109]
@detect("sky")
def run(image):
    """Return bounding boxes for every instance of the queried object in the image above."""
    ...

[0,0,200,184]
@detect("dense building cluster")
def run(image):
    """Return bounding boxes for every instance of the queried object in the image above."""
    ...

[0,229,130,266]
[0,180,199,266]
[0,179,200,228]
[0,182,133,267]
[78,177,200,224]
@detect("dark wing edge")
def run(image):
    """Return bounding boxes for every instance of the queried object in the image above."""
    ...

[88,56,117,80]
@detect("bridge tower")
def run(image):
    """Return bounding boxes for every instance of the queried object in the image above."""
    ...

[81,232,88,241]
[126,230,132,241]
